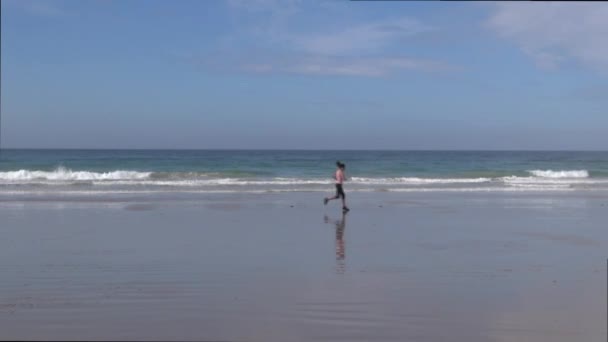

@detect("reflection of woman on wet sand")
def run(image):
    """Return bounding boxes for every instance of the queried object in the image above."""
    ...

[324,212,347,263]
[335,212,346,260]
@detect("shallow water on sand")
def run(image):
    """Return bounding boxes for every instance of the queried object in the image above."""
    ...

[0,192,606,341]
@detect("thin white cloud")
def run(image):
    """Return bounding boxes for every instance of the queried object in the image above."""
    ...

[571,84,608,102]
[219,0,453,77]
[226,0,301,34]
[243,56,456,77]
[486,3,608,72]
[242,63,274,73]
[292,18,433,56]
[28,2,68,16]
[4,0,71,17]
[226,0,301,13]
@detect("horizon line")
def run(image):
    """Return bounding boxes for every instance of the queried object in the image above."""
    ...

[1,147,607,152]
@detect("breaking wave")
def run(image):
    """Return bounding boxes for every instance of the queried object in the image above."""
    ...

[0,167,606,192]
[0,167,151,181]
[527,170,589,178]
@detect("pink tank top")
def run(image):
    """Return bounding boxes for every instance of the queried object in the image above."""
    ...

[335,169,344,184]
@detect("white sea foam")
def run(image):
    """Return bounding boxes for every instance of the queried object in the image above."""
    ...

[0,168,606,193]
[349,177,491,185]
[0,167,151,182]
[501,176,603,185]
[527,170,589,178]
[388,187,576,192]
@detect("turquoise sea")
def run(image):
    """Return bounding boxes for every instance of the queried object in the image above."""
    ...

[1,149,608,194]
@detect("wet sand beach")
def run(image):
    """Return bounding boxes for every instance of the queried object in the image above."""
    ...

[1,191,607,341]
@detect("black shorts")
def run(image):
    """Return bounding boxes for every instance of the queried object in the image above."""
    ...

[335,184,345,199]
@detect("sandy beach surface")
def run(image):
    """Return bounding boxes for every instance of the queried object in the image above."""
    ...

[1,191,607,341]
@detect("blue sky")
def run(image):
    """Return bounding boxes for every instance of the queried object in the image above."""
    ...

[2,0,607,150]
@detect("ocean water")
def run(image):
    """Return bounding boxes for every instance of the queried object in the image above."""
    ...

[1,149,608,195]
